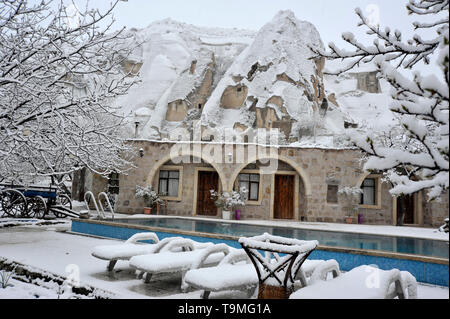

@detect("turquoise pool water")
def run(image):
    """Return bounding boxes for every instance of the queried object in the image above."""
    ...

[107,217,449,259]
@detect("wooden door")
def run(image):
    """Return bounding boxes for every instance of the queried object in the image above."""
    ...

[274,174,294,219]
[397,194,415,225]
[196,171,219,216]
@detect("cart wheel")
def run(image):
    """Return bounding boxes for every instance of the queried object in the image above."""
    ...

[53,194,72,218]
[0,189,28,218]
[57,194,72,209]
[27,196,47,219]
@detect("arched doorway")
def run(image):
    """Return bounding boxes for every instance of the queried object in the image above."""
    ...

[148,155,225,217]
[231,159,307,220]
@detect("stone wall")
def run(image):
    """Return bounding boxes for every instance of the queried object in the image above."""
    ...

[112,142,376,223]
[239,174,272,220]
[89,140,448,227]
[423,190,449,227]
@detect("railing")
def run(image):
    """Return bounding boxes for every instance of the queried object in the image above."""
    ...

[83,191,101,218]
[98,192,115,221]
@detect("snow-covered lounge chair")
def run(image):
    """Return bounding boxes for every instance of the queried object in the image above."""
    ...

[129,242,231,290]
[183,249,341,299]
[289,265,417,299]
[92,233,207,271]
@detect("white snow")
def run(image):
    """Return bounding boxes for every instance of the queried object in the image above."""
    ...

[239,232,318,254]
[129,246,226,273]
[0,226,447,299]
[184,263,257,291]
[106,10,389,149]
[184,258,326,292]
[201,10,326,137]
[83,10,420,153]
[289,265,417,299]
[0,277,93,299]
[112,18,256,139]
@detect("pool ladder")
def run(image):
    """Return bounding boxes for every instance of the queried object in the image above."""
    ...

[83,191,115,220]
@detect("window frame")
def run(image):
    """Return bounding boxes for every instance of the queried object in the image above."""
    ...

[358,175,382,209]
[235,170,262,205]
[157,166,183,201]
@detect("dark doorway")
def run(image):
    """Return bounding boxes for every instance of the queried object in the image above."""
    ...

[397,194,415,225]
[274,174,295,219]
[196,171,219,216]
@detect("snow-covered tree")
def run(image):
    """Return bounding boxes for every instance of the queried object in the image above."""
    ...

[313,0,449,201]
[0,0,139,184]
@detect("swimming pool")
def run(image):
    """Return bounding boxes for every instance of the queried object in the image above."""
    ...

[71,217,449,286]
[102,217,449,259]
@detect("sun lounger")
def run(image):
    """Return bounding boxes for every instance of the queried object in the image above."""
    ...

[184,249,256,298]
[129,243,230,290]
[289,265,417,299]
[91,233,209,271]
[183,249,341,299]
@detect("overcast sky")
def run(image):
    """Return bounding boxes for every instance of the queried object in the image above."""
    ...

[67,0,440,75]
[100,0,429,44]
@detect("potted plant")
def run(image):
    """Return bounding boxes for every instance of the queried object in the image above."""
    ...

[135,185,164,215]
[210,187,247,220]
[234,186,248,220]
[344,216,354,224]
[338,186,362,225]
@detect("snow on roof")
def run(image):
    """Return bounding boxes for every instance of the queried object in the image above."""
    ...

[134,107,152,117]
[323,67,399,133]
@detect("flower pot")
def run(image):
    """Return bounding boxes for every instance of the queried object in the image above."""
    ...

[345,217,353,224]
[222,210,232,220]
[235,209,241,220]
[144,207,152,215]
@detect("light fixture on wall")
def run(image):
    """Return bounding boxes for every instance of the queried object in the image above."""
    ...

[139,148,144,158]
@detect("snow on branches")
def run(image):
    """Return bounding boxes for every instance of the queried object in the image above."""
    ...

[0,0,140,182]
[312,0,449,201]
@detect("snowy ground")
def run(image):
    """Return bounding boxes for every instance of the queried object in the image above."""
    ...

[0,221,448,299]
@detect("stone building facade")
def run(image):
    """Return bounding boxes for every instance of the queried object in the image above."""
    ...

[72,140,447,228]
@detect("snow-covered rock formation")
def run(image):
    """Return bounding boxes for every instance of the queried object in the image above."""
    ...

[113,10,395,148]
[201,10,328,143]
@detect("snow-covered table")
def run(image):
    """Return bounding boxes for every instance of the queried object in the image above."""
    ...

[239,233,318,299]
